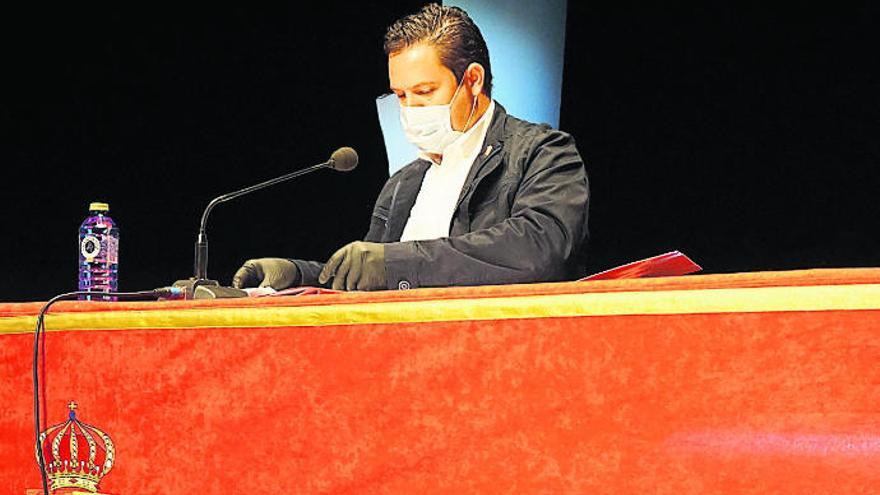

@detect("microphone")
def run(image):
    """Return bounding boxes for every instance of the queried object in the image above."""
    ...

[328,146,358,171]
[173,147,358,297]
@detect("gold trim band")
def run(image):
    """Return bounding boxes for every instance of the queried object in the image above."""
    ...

[2,284,879,335]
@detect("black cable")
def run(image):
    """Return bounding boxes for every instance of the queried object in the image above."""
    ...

[33,288,173,494]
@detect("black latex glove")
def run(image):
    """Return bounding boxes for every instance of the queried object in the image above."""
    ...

[319,241,386,291]
[231,258,300,290]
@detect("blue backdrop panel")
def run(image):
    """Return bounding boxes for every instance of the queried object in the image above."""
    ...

[376,93,422,175]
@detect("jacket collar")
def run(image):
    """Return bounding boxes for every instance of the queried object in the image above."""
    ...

[483,101,509,151]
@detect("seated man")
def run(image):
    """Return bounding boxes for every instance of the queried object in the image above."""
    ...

[233,3,589,291]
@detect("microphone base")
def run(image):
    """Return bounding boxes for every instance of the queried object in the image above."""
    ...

[192,285,249,299]
[172,278,220,300]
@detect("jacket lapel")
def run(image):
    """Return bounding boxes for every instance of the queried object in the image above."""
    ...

[385,160,430,242]
[454,103,508,212]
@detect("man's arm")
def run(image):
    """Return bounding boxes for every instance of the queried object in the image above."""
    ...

[383,130,589,289]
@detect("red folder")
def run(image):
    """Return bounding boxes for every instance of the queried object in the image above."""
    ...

[579,251,702,281]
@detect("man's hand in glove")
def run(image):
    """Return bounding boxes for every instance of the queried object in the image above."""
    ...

[319,241,386,291]
[232,258,300,289]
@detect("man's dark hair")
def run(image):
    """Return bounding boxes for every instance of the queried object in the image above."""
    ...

[384,3,493,97]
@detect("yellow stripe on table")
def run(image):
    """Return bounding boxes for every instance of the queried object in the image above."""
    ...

[1,283,879,335]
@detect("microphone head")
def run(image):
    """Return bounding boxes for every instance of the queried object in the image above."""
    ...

[328,147,358,172]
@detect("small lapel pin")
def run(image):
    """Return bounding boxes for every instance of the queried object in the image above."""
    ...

[484,145,493,157]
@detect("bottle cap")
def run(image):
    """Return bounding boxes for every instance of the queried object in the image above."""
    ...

[89,202,110,212]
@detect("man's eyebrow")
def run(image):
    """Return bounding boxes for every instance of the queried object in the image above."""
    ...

[389,82,437,92]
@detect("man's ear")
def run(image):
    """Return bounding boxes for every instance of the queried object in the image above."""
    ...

[465,62,486,96]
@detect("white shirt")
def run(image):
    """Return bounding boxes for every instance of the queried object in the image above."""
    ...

[400,100,496,242]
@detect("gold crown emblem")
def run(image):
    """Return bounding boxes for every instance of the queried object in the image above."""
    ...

[35,401,115,493]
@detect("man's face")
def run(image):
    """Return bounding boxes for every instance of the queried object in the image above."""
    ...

[388,43,474,131]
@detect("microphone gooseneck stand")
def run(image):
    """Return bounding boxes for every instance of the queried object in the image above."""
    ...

[174,147,358,298]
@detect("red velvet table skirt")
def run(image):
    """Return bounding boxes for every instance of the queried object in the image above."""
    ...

[2,269,879,493]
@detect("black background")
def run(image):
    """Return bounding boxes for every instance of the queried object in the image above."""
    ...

[5,2,879,301]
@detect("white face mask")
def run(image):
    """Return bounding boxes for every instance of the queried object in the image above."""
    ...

[399,77,477,155]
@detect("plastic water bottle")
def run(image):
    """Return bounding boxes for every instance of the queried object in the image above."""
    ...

[78,202,119,300]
